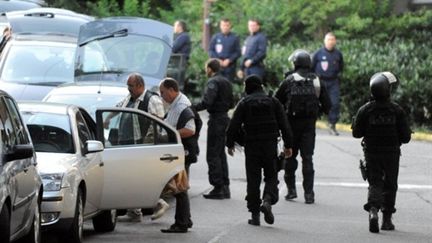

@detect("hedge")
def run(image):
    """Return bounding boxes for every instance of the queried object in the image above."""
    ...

[187,33,432,129]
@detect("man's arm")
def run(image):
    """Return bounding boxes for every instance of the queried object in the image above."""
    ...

[194,80,219,112]
[250,34,267,64]
[208,34,218,58]
[226,101,245,149]
[273,98,293,149]
[148,95,165,119]
[352,106,366,138]
[179,118,195,138]
[172,34,188,53]
[228,35,241,63]
[275,80,288,108]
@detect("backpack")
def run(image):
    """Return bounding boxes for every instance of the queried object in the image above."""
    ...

[285,73,320,118]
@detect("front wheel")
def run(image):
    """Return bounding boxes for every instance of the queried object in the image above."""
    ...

[92,210,117,232]
[62,189,84,243]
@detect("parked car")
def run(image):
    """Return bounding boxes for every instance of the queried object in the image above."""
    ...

[0,8,92,101]
[19,101,184,243]
[0,90,42,243]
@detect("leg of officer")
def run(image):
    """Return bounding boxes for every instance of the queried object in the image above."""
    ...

[244,142,262,225]
[220,115,231,196]
[204,114,227,199]
[284,120,300,200]
[364,153,384,233]
[325,80,340,128]
[260,140,278,225]
[299,119,316,204]
[381,153,399,230]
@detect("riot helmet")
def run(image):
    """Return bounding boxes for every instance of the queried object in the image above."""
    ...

[369,71,398,101]
[289,49,311,70]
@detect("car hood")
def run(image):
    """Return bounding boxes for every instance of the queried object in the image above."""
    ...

[36,152,78,174]
[0,81,61,101]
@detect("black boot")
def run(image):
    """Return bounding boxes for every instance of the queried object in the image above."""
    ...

[260,200,274,224]
[223,185,231,199]
[369,207,379,233]
[304,191,315,204]
[285,188,297,200]
[381,212,395,230]
[248,212,260,226]
[203,186,225,199]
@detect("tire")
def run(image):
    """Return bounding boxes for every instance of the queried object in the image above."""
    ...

[21,199,41,243]
[63,189,84,243]
[92,210,117,232]
[0,204,10,243]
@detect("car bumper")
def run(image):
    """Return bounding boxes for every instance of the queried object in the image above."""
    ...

[41,187,75,228]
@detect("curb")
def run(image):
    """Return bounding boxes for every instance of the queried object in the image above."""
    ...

[316,121,432,142]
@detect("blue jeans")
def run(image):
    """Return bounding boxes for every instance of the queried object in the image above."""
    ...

[323,79,340,124]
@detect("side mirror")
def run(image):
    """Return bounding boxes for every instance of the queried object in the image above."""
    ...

[4,144,34,162]
[86,140,104,154]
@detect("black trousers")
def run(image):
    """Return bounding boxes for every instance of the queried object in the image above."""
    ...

[207,113,230,187]
[284,118,316,194]
[244,140,279,213]
[174,164,192,227]
[364,152,400,213]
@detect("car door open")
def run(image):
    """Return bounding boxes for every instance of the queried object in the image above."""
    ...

[95,107,184,209]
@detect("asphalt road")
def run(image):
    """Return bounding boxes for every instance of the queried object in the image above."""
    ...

[44,112,432,243]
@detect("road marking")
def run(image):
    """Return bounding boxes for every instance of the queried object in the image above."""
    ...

[280,181,432,190]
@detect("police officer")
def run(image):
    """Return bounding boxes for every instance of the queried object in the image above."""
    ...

[173,20,191,60]
[352,72,411,233]
[208,18,241,82]
[312,32,344,135]
[240,19,267,79]
[193,58,234,199]
[226,75,293,226]
[275,50,331,204]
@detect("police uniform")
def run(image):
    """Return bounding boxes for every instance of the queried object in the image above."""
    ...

[226,75,293,225]
[312,46,343,129]
[208,32,241,81]
[275,50,331,204]
[173,31,191,60]
[194,73,234,198]
[241,31,267,78]
[352,71,411,233]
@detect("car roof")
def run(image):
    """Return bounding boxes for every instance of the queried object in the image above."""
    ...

[46,82,128,97]
[0,89,13,97]
[18,101,74,115]
[0,0,40,13]
[7,8,91,37]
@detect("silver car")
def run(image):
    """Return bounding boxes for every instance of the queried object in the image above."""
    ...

[19,101,184,243]
[0,90,42,243]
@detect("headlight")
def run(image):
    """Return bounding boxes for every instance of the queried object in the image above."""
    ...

[41,173,64,191]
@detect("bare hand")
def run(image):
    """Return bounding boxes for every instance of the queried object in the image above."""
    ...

[237,70,244,79]
[221,59,230,67]
[228,147,235,156]
[284,147,293,158]
[244,59,252,68]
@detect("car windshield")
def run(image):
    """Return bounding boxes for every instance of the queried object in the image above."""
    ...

[45,93,125,119]
[21,111,74,153]
[1,44,75,85]
[75,34,169,80]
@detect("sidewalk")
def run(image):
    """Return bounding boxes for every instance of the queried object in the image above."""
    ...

[316,120,432,142]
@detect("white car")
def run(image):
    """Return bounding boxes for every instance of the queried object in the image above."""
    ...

[19,101,184,243]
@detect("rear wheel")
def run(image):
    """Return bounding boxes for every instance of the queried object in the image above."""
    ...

[0,204,10,243]
[21,199,41,243]
[92,210,117,232]
[62,189,83,243]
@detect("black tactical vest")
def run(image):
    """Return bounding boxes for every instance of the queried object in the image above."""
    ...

[364,103,400,152]
[243,92,279,141]
[285,73,320,118]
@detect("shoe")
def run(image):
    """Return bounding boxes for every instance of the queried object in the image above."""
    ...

[369,207,379,233]
[328,123,340,136]
[248,212,260,226]
[151,199,169,220]
[161,224,188,233]
[285,188,297,200]
[304,192,315,204]
[187,220,193,229]
[223,185,231,199]
[203,186,225,199]
[260,201,274,224]
[381,212,395,231]
[125,209,142,222]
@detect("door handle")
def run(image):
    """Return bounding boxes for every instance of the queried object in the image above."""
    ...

[23,167,29,173]
[99,162,104,167]
[160,154,179,162]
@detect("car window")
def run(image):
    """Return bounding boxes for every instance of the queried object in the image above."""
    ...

[101,110,177,148]
[0,99,9,155]
[1,44,75,84]
[3,97,28,144]
[22,111,74,153]
[76,111,93,153]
